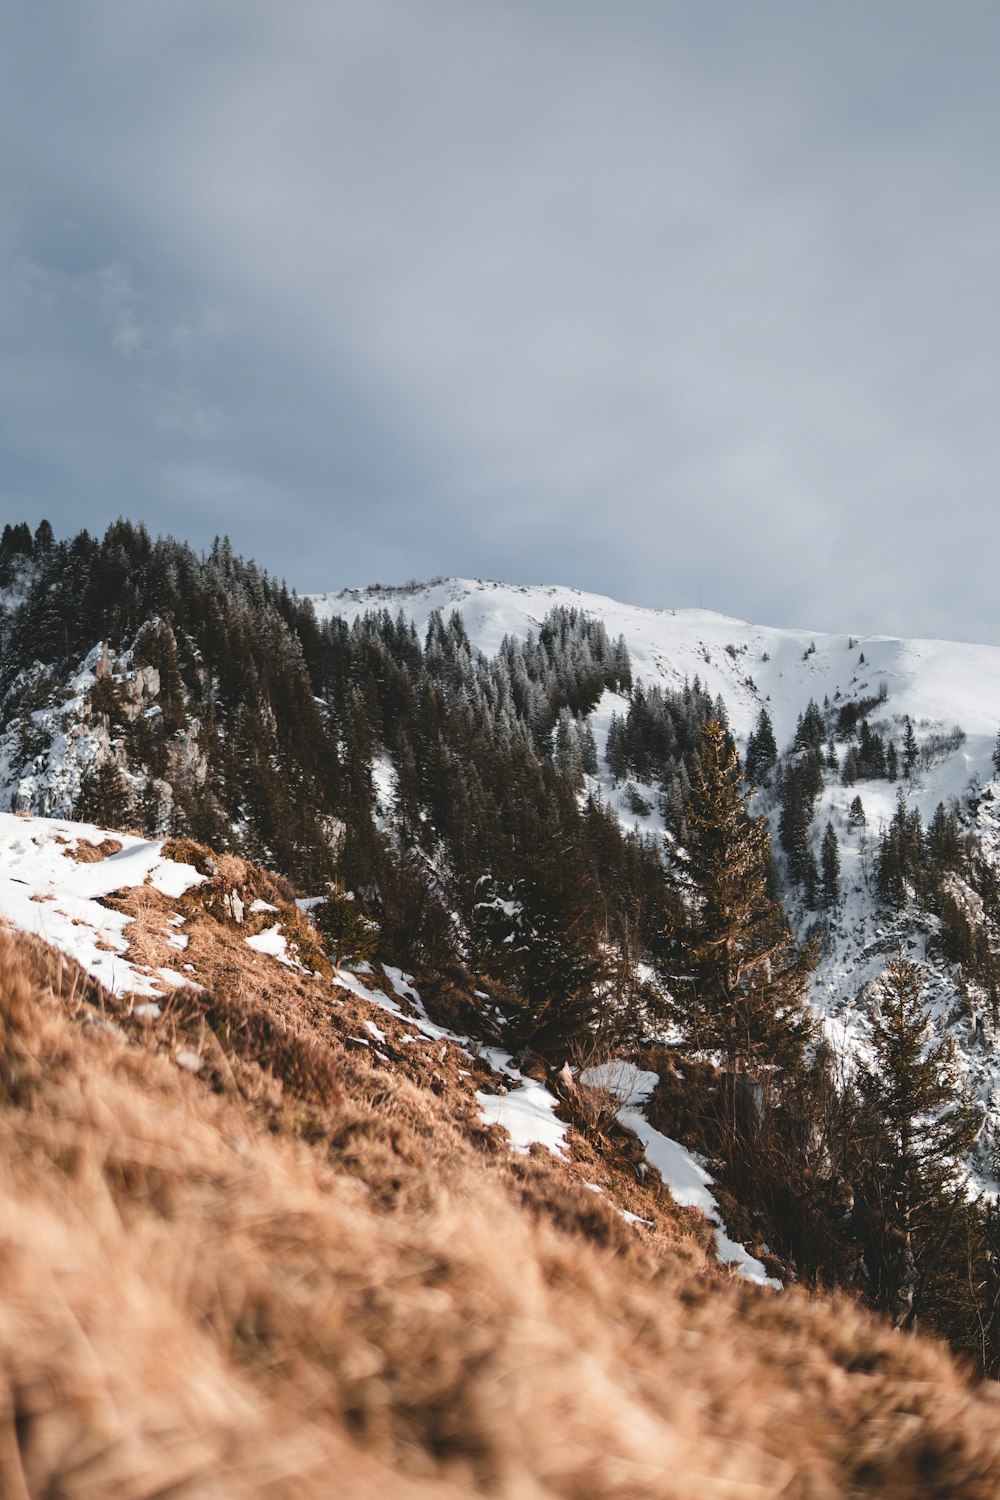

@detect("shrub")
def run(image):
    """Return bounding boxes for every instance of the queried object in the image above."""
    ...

[313,882,380,971]
[160,837,219,878]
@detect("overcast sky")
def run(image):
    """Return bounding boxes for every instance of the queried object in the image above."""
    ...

[2,3,1000,641]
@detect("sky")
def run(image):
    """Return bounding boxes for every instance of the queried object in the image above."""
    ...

[3,2,1000,642]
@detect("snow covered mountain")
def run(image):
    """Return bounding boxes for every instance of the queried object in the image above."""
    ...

[6,524,1000,1367]
[314,576,1000,752]
[314,577,1000,1179]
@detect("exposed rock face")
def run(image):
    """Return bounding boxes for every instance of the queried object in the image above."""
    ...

[119,665,162,720]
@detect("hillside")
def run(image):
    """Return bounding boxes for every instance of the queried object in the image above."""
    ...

[5,823,1000,1496]
[316,577,1000,1177]
[5,521,1000,1377]
[314,576,1000,748]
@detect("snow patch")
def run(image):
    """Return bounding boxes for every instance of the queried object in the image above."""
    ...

[245,924,295,967]
[476,1078,569,1157]
[582,1062,781,1288]
[0,814,204,998]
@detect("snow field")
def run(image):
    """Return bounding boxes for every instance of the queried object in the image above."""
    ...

[0,813,206,999]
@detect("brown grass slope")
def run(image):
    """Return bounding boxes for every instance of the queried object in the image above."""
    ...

[2,879,1000,1496]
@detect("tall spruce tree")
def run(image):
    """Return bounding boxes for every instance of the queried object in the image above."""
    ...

[475,843,611,1056]
[855,956,981,1328]
[745,705,777,786]
[903,717,919,780]
[778,750,822,892]
[76,758,132,829]
[663,719,816,1091]
[820,821,840,909]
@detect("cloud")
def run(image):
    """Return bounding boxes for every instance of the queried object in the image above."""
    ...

[98,263,145,358]
[2,3,1000,639]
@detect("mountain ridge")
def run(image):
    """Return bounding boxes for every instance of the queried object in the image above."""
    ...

[312,575,1000,749]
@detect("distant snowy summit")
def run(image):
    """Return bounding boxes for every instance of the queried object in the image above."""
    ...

[310,577,1000,757]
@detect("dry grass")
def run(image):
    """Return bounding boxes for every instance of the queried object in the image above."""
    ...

[3,918,1000,1497]
[160,838,219,877]
[67,836,123,863]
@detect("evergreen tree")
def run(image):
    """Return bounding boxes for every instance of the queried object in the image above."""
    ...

[554,706,585,788]
[848,794,866,830]
[476,843,611,1056]
[903,718,919,780]
[314,881,380,971]
[76,758,133,829]
[926,802,963,873]
[33,518,54,556]
[886,740,899,782]
[841,746,859,786]
[820,821,840,909]
[876,788,924,910]
[857,720,887,779]
[778,750,822,889]
[793,699,826,753]
[855,957,981,1327]
[578,718,599,776]
[612,634,632,692]
[745,706,777,786]
[663,720,816,1092]
[605,713,628,782]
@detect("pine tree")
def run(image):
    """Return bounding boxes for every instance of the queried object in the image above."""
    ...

[876,788,924,910]
[841,746,859,787]
[33,518,54,556]
[855,957,981,1327]
[554,707,585,788]
[927,802,963,873]
[314,880,380,971]
[76,758,132,829]
[606,712,628,782]
[857,720,887,779]
[477,843,611,1056]
[903,718,919,780]
[745,705,777,786]
[612,634,632,692]
[663,720,816,1090]
[886,740,899,782]
[820,821,840,909]
[848,794,866,830]
[793,699,826,752]
[579,718,599,776]
[778,751,822,888]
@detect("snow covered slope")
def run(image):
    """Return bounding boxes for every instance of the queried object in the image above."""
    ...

[313,577,1000,769]
[315,578,1000,1180]
[0,813,206,1000]
[313,577,1000,887]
